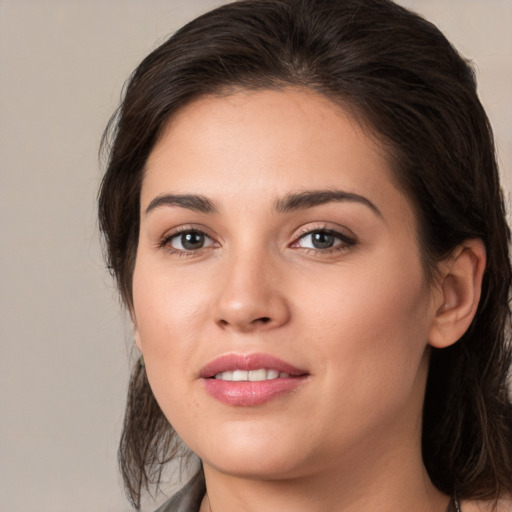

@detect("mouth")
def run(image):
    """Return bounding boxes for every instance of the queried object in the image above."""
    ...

[200,353,309,406]
[200,352,307,379]
[212,369,292,381]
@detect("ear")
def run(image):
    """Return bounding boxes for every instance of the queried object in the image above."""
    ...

[429,239,486,349]
[129,308,143,353]
[134,326,143,352]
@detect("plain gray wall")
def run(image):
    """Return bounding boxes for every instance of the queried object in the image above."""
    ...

[0,1,510,511]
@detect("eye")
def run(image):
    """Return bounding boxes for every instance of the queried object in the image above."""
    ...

[166,229,215,252]
[293,228,355,251]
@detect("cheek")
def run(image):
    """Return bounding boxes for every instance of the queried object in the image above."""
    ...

[132,262,209,426]
[299,250,432,400]
[131,259,213,394]
[133,258,208,338]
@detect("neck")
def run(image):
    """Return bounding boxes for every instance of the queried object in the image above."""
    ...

[201,434,450,512]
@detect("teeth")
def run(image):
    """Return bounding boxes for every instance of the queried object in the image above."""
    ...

[232,370,248,381]
[214,369,290,381]
[248,369,267,381]
[267,369,279,379]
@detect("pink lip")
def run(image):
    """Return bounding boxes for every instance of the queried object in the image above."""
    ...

[200,353,309,406]
[200,353,306,378]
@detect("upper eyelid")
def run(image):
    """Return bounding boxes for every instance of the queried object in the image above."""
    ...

[292,223,356,241]
[161,224,217,241]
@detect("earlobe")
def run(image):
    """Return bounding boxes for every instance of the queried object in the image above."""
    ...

[130,310,143,352]
[134,327,143,352]
[429,239,486,349]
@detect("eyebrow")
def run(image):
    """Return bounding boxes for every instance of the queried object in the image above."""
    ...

[274,190,382,217]
[145,194,217,215]
[144,189,381,217]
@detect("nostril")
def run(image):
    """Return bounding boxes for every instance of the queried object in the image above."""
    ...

[217,316,273,329]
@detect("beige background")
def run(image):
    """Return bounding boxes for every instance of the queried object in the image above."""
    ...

[0,1,510,511]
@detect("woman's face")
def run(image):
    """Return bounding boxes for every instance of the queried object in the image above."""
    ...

[133,88,440,480]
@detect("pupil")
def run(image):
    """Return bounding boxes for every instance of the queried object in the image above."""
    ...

[312,231,334,249]
[182,231,204,250]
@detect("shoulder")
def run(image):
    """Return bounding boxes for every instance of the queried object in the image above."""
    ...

[153,471,206,512]
[461,495,512,512]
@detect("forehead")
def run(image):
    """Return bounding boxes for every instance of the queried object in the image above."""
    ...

[142,88,412,223]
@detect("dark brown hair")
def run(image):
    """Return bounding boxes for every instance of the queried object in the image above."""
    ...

[98,0,512,508]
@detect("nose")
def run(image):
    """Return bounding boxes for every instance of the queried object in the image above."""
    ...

[213,251,291,333]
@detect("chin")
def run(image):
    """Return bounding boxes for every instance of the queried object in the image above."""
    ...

[204,450,307,481]
[184,420,311,480]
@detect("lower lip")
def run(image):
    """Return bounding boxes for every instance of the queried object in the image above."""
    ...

[202,377,307,406]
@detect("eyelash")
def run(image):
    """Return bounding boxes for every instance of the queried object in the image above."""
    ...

[159,226,217,257]
[159,225,356,256]
[291,225,356,254]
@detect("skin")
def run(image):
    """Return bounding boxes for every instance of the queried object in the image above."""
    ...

[132,88,485,512]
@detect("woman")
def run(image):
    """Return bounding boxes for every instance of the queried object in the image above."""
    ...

[98,0,512,511]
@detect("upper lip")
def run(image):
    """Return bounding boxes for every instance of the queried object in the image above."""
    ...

[199,353,308,378]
